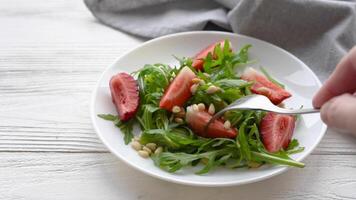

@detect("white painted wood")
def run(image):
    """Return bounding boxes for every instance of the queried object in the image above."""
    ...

[0,153,355,200]
[0,0,355,154]
[0,0,355,199]
[0,0,142,153]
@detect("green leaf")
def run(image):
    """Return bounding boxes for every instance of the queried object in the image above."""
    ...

[154,147,238,174]
[286,139,299,150]
[251,151,305,168]
[97,114,117,121]
[286,139,305,154]
[98,114,134,145]
[116,119,135,145]
[140,129,180,149]
[238,119,252,161]
[232,44,252,64]
[173,55,193,68]
[260,67,285,88]
[203,52,214,73]
[223,39,231,55]
[215,79,251,88]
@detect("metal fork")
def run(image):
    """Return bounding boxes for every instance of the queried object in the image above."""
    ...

[205,94,319,130]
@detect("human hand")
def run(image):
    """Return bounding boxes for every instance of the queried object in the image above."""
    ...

[313,47,356,135]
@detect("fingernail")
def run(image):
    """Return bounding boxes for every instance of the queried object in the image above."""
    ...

[320,100,333,124]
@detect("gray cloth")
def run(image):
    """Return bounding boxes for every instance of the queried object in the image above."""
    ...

[84,0,356,81]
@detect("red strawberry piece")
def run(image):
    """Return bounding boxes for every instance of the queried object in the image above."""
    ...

[260,112,296,153]
[241,67,291,105]
[185,105,237,139]
[192,40,230,71]
[159,66,196,111]
[109,72,139,121]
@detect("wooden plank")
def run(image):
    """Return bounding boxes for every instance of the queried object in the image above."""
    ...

[0,0,354,154]
[0,0,354,153]
[0,0,143,46]
[0,153,355,200]
[0,0,140,152]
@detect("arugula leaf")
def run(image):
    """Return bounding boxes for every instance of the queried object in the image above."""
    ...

[154,147,238,174]
[97,114,134,144]
[232,44,251,64]
[215,79,251,88]
[97,114,117,121]
[173,55,193,69]
[251,151,305,168]
[237,118,252,161]
[140,129,180,149]
[286,139,305,154]
[260,67,285,88]
[116,119,135,144]
[136,64,175,106]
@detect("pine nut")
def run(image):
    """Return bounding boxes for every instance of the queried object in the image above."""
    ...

[145,143,157,151]
[248,161,262,168]
[192,104,199,112]
[206,85,220,94]
[174,117,183,123]
[176,109,186,118]
[172,106,181,113]
[132,136,140,142]
[142,146,152,154]
[208,104,215,115]
[192,78,201,84]
[199,80,206,85]
[154,146,163,155]
[190,84,199,94]
[138,150,150,158]
[197,103,205,111]
[203,73,211,78]
[131,141,142,151]
[224,120,231,129]
[256,87,270,94]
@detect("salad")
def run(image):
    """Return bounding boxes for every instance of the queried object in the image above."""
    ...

[98,40,305,174]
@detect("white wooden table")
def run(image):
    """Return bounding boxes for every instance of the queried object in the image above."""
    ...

[1,1,356,199]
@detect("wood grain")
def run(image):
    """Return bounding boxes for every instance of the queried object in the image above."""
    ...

[0,153,355,200]
[0,0,141,153]
[0,0,354,155]
[0,0,356,199]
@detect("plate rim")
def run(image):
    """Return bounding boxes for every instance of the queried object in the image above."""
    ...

[90,31,327,187]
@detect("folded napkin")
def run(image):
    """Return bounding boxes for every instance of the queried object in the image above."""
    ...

[85,0,356,81]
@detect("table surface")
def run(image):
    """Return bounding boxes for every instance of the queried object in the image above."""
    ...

[1,0,356,199]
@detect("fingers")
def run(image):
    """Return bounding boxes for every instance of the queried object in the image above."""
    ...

[313,46,356,108]
[320,94,356,135]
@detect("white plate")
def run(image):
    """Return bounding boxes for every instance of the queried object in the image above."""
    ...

[91,31,326,187]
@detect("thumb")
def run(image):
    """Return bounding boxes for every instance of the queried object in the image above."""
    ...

[320,93,356,135]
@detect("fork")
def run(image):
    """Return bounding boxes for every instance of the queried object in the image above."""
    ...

[205,94,319,130]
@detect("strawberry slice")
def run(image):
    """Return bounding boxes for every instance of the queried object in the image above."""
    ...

[109,72,139,121]
[260,112,296,153]
[185,105,237,138]
[192,40,230,71]
[241,67,291,105]
[159,66,196,111]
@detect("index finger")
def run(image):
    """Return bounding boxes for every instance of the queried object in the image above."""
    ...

[313,46,356,108]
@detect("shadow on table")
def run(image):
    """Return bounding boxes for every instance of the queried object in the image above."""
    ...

[99,155,326,200]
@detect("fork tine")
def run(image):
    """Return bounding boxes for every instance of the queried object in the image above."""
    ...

[204,94,319,133]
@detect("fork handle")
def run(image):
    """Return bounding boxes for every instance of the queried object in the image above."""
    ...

[274,108,320,114]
